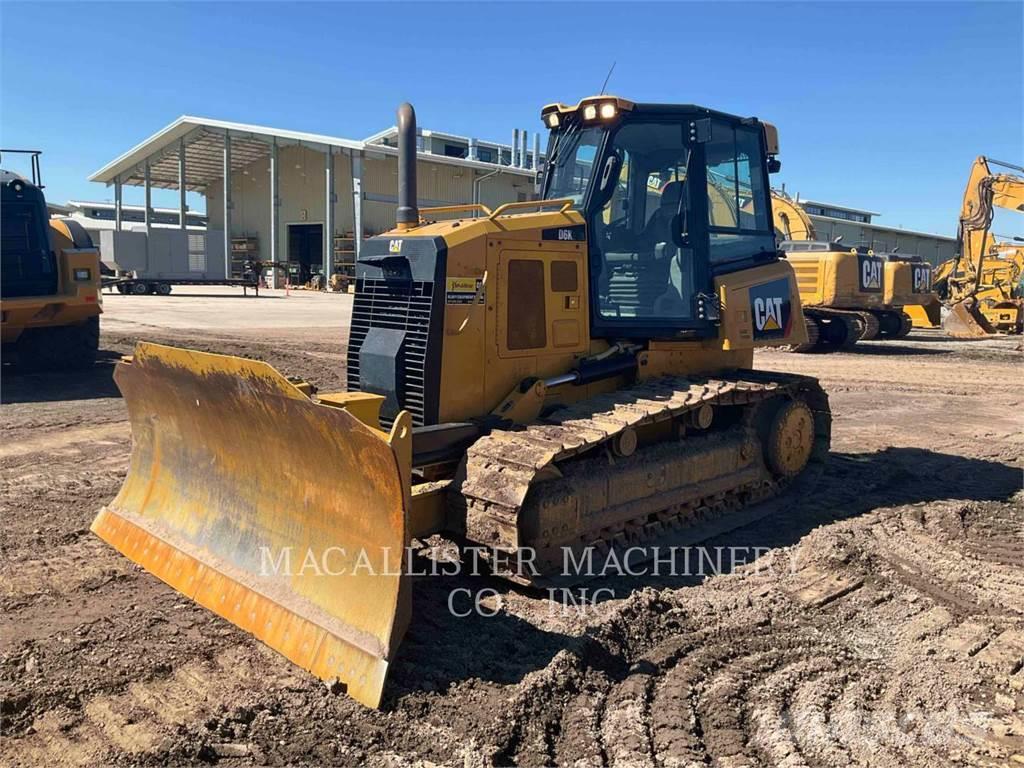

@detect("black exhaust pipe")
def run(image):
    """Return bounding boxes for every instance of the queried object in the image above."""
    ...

[396,102,418,230]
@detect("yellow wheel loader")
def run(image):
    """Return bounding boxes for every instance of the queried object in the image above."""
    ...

[1,151,102,371]
[940,156,1024,337]
[771,190,924,349]
[92,98,831,708]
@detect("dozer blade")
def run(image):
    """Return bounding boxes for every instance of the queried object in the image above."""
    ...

[91,342,412,708]
[943,299,994,338]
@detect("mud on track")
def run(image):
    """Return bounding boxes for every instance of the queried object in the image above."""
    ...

[1,324,1022,767]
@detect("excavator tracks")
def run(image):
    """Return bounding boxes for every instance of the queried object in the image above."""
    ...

[819,308,879,341]
[452,372,830,582]
[801,308,863,350]
[873,309,913,339]
[852,310,881,340]
[785,315,820,353]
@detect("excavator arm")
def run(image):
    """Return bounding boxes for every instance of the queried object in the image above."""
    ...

[770,190,817,242]
[956,157,1024,293]
[943,157,1024,336]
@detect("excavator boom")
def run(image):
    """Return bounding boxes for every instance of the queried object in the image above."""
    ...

[943,156,1024,336]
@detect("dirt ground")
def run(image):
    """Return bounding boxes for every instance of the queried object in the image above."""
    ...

[2,289,1022,767]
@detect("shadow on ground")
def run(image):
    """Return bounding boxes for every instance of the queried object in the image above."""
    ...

[0,351,121,403]
[384,446,1021,704]
[841,343,948,356]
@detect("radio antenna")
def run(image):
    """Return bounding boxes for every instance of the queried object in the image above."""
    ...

[599,61,616,95]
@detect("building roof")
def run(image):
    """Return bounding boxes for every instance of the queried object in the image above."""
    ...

[90,115,538,191]
[364,125,537,152]
[801,199,881,217]
[46,201,73,216]
[66,200,207,217]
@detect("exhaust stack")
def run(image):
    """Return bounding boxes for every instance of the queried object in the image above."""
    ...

[396,102,418,230]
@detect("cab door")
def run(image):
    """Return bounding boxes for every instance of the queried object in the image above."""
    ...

[585,119,716,339]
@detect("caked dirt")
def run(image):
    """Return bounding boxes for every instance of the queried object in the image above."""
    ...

[1,320,1022,767]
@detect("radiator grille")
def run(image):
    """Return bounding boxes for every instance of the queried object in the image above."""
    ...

[347,278,434,426]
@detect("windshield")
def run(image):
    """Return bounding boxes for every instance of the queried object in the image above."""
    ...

[541,124,604,206]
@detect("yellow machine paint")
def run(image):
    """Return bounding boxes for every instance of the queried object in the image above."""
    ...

[779,241,885,348]
[903,298,942,329]
[1,224,102,341]
[92,345,411,707]
[1,153,102,369]
[93,98,829,708]
[940,156,1024,337]
[883,255,940,330]
[771,190,922,346]
[771,189,816,242]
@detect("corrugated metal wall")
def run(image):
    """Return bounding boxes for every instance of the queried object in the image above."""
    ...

[808,215,957,267]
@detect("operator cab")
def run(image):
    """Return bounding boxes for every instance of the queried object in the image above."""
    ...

[1,168,58,299]
[540,97,779,340]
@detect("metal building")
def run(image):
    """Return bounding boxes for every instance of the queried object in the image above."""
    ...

[89,117,542,287]
[801,199,957,267]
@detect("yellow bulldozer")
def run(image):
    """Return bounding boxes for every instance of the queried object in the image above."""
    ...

[1,150,102,370]
[938,156,1024,337]
[771,190,937,349]
[92,98,831,708]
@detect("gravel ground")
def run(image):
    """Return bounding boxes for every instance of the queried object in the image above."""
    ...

[1,292,1022,766]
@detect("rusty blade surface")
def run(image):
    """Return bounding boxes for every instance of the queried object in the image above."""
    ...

[91,342,410,708]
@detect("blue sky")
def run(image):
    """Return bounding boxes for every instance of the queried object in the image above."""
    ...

[2,1,1021,236]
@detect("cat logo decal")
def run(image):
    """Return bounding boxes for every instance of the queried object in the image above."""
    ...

[748,278,793,339]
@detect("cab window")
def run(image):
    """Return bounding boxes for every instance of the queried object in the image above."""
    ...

[543,126,603,208]
[590,121,693,321]
[705,122,774,264]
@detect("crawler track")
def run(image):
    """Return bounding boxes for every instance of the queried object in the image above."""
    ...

[454,371,830,578]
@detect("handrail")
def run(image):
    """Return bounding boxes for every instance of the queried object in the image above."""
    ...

[418,202,493,218]
[488,197,575,220]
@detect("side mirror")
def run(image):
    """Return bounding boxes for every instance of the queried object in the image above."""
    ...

[767,157,782,174]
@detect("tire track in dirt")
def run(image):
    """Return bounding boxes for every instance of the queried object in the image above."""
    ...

[3,326,1022,766]
[6,646,303,767]
[483,491,1023,766]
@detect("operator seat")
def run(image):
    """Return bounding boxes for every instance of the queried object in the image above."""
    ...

[645,181,692,317]
[641,180,684,248]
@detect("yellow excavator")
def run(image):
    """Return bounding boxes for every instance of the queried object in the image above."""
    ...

[771,190,940,347]
[880,250,940,333]
[771,191,877,350]
[1,150,102,370]
[92,98,831,708]
[940,156,1024,337]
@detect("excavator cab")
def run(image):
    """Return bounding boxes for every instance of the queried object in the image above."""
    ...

[539,98,778,340]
